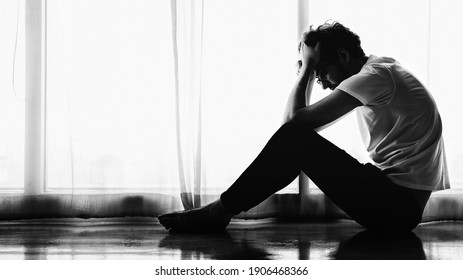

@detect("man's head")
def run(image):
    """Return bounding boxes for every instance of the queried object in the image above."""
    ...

[300,21,366,90]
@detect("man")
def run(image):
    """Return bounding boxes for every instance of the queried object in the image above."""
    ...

[159,21,448,233]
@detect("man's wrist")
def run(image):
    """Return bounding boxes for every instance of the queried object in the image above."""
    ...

[299,64,316,80]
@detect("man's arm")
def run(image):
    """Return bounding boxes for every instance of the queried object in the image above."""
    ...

[282,42,318,123]
[282,42,362,130]
[282,66,316,123]
[290,88,362,131]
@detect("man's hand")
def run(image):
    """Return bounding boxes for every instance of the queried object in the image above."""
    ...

[283,41,321,124]
[297,42,321,74]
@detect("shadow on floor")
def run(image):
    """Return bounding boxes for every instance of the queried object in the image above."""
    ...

[331,230,426,260]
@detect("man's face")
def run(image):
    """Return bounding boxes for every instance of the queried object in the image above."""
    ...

[316,61,350,91]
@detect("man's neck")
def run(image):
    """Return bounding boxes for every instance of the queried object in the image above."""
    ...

[349,56,369,76]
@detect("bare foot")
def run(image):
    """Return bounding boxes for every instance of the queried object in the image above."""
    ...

[158,199,233,233]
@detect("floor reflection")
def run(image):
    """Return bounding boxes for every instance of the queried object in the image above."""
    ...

[157,222,356,260]
[0,226,59,260]
[331,230,426,260]
[0,224,158,260]
[0,221,461,259]
[158,232,272,260]
[158,222,430,260]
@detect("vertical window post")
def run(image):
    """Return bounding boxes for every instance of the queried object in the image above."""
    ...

[24,0,46,195]
[297,0,310,198]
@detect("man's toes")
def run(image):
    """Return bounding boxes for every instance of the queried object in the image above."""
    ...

[159,218,179,228]
[158,219,169,227]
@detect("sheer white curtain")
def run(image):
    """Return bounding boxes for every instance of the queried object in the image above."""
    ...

[171,0,205,210]
[0,0,25,194]
[45,0,183,216]
[46,0,179,194]
[0,0,183,219]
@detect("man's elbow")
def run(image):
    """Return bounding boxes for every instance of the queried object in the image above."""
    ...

[285,110,317,128]
[282,109,299,124]
[291,109,310,122]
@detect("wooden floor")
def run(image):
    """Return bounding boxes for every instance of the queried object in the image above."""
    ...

[0,219,462,260]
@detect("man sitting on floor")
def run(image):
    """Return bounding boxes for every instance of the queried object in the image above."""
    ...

[158,21,449,233]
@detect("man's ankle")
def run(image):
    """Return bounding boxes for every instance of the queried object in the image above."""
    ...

[211,199,234,220]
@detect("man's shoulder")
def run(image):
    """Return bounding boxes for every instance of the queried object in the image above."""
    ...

[365,55,397,66]
[358,55,398,78]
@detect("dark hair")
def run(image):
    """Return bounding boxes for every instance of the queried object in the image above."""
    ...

[301,21,365,64]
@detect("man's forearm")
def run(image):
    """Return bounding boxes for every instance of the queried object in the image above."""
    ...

[282,67,316,123]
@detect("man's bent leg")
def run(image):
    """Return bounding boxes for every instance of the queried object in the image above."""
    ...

[290,128,428,231]
[159,122,308,233]
[221,122,308,214]
[222,121,428,231]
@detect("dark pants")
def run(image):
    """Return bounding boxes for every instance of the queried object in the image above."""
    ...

[220,122,430,231]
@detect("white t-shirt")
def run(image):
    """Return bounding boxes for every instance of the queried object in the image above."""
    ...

[337,55,449,191]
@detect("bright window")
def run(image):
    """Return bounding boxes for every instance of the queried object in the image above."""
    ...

[46,0,178,193]
[201,0,299,193]
[0,0,25,192]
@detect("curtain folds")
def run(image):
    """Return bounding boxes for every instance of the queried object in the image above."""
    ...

[171,0,204,210]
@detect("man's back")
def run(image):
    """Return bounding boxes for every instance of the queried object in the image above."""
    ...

[338,55,449,191]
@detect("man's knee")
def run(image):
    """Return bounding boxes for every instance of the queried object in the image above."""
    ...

[279,122,318,143]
